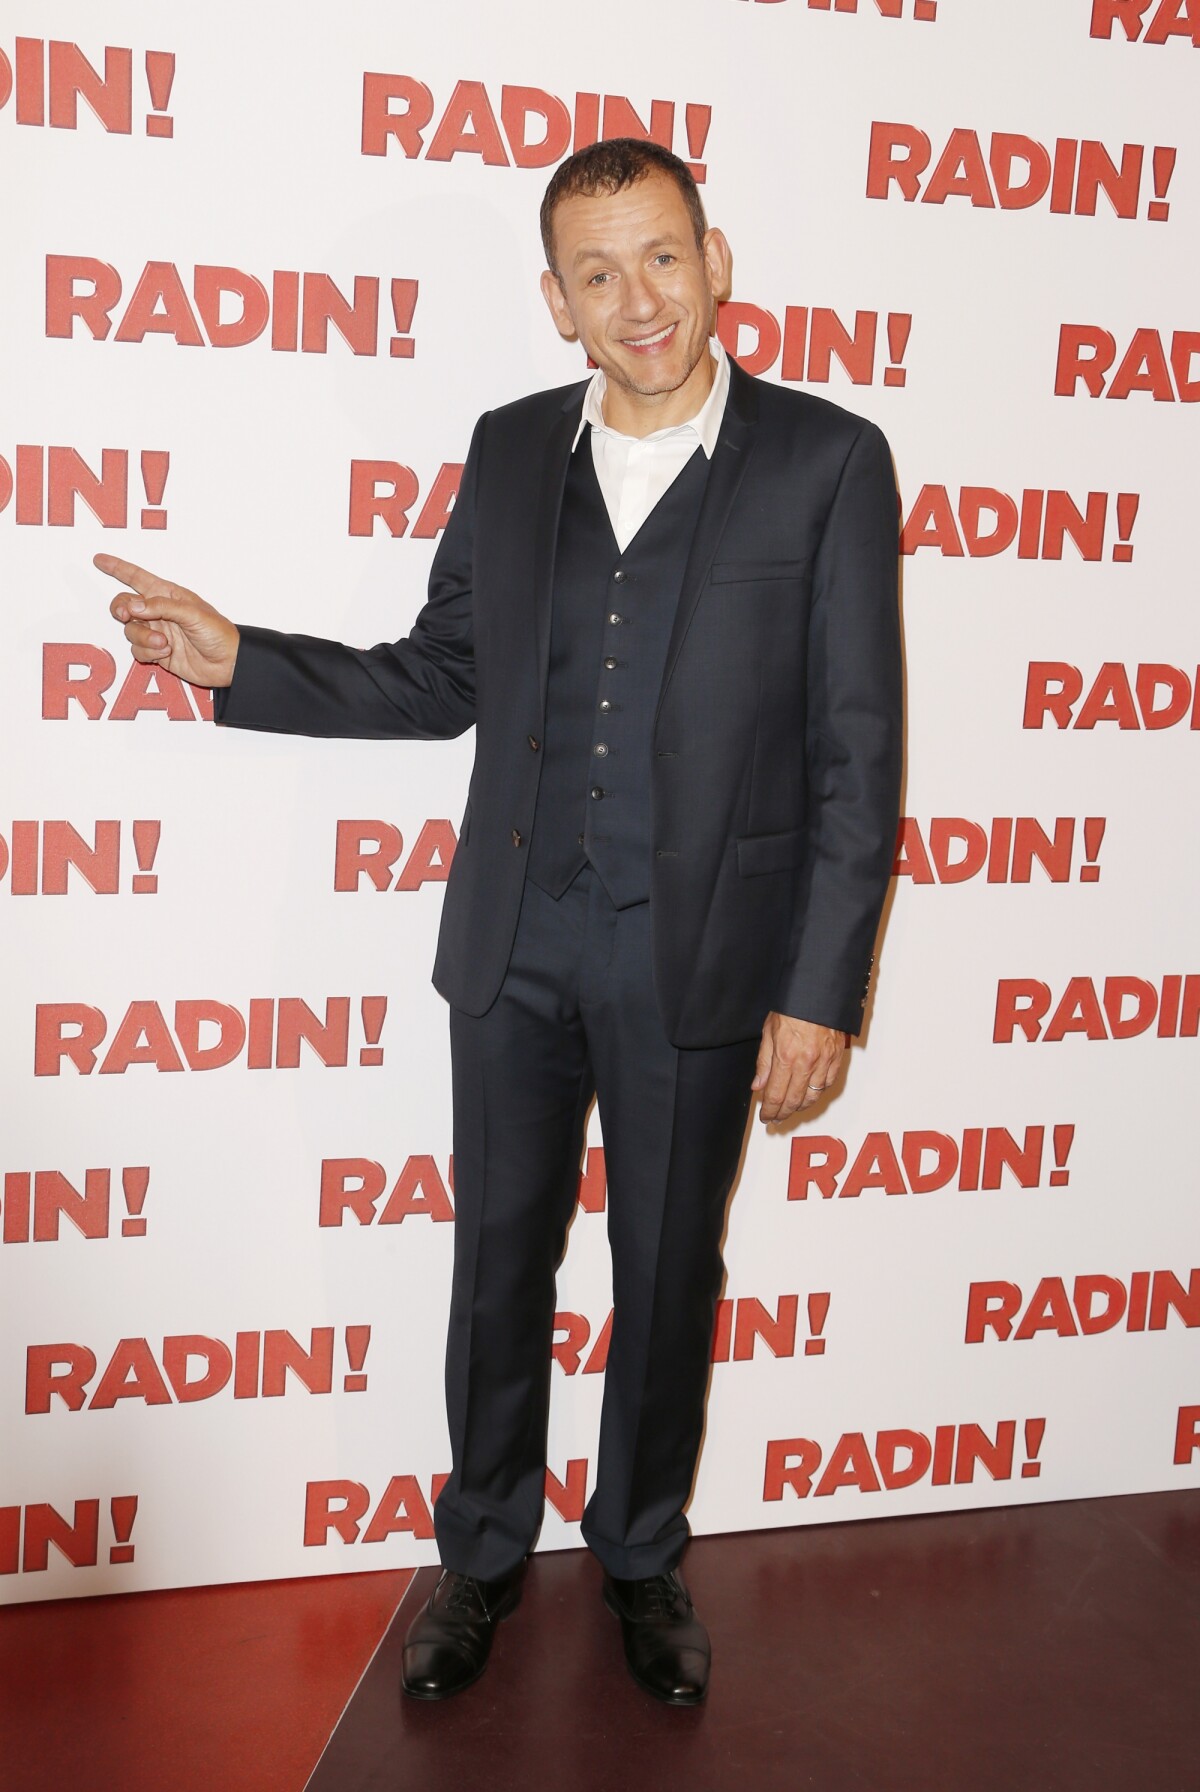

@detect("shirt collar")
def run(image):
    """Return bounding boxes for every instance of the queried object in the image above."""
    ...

[571,338,731,458]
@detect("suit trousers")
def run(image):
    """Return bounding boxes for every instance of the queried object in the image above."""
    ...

[432,863,760,1582]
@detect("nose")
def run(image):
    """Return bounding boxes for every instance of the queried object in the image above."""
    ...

[619,269,661,323]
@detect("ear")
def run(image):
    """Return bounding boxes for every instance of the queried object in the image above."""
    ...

[540,269,579,343]
[702,228,733,307]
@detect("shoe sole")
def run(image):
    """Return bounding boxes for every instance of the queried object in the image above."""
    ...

[602,1585,708,1706]
[400,1581,523,1701]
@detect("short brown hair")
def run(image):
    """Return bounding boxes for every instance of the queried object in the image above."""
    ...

[540,138,708,274]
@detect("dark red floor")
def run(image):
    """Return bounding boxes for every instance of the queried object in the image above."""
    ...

[3,1491,1198,1792]
[311,1491,1200,1792]
[0,1568,412,1792]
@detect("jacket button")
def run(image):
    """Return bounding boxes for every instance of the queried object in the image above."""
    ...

[528,735,539,751]
[590,787,605,800]
[613,568,627,583]
[608,612,622,625]
[594,743,609,757]
[599,699,612,713]
[512,829,523,847]
[604,657,617,671]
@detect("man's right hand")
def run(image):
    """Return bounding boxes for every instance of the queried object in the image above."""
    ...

[96,553,239,689]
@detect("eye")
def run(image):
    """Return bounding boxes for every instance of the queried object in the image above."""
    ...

[653,254,676,267]
[587,271,613,286]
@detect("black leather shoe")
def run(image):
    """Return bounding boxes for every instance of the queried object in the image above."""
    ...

[400,1566,523,1700]
[603,1568,710,1705]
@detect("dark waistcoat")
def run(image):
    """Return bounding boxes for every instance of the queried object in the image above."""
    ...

[526,430,711,909]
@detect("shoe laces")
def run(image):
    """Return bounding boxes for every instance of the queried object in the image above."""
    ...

[643,1573,684,1619]
[441,1572,485,1617]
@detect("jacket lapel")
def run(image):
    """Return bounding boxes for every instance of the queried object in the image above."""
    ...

[532,388,587,720]
[656,357,759,719]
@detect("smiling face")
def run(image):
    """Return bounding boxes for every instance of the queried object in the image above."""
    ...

[539,170,732,437]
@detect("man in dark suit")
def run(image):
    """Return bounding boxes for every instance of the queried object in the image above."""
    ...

[99,139,902,1706]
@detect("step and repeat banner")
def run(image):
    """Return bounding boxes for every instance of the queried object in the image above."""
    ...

[3,0,1198,1603]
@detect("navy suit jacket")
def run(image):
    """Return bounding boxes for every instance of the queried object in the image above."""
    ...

[216,359,903,1045]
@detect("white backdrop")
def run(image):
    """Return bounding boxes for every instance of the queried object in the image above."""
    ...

[3,0,1198,1604]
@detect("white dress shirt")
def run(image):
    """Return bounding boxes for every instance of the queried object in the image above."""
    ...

[570,340,731,552]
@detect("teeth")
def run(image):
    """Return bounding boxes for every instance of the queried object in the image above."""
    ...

[626,324,674,347]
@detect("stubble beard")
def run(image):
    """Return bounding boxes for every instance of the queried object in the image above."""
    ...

[603,324,709,400]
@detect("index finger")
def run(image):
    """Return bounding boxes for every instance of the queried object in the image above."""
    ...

[93,553,167,596]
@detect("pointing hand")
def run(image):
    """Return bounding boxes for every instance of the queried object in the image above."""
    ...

[96,553,239,689]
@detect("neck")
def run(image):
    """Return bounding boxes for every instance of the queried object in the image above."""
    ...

[600,346,717,438]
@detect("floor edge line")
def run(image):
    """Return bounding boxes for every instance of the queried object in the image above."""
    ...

[301,1570,425,1792]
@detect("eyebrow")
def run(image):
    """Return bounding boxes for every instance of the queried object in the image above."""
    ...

[570,234,687,268]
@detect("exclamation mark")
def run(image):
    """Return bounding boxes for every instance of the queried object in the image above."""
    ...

[343,1325,371,1392]
[1048,1126,1074,1188]
[883,312,911,388]
[121,1168,150,1236]
[109,1495,138,1563]
[1079,818,1105,883]
[131,820,161,894]
[140,451,169,530]
[389,279,419,358]
[1112,493,1138,562]
[359,996,386,1066]
[684,103,711,184]
[1021,1418,1045,1478]
[1148,147,1175,222]
[144,51,175,139]
[804,1291,830,1355]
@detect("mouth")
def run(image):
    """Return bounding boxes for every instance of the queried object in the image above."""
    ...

[620,322,677,354]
